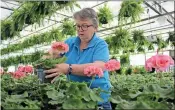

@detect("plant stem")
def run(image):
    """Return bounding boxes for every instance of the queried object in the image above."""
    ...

[58,78,61,88]
[89,76,95,88]
[67,74,70,81]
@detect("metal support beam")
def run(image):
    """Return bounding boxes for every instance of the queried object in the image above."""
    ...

[91,1,108,8]
[2,1,20,6]
[98,11,174,33]
[0,6,13,11]
[154,1,174,21]
[143,1,167,9]
[144,1,173,25]
[145,26,173,33]
[98,21,155,37]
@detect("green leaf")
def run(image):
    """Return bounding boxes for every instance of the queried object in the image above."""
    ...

[77,82,91,101]
[62,97,85,109]
[116,101,132,109]
[90,90,103,102]
[11,91,28,99]
[47,90,65,103]
[110,95,127,104]
[48,100,59,105]
[132,101,153,109]
[129,91,142,99]
[86,101,96,109]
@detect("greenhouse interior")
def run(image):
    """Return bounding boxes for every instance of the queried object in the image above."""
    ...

[0,0,175,109]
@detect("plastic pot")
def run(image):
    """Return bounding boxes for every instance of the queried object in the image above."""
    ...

[25,15,34,25]
[124,11,131,17]
[99,17,108,24]
[14,22,22,31]
[36,68,53,83]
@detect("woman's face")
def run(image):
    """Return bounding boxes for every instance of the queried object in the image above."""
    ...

[75,18,97,41]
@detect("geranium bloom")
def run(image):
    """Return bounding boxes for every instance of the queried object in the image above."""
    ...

[24,65,33,73]
[51,42,69,53]
[105,59,120,71]
[17,66,25,72]
[84,66,103,78]
[13,71,26,79]
[145,54,174,71]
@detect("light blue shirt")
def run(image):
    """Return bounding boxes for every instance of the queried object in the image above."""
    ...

[64,33,111,104]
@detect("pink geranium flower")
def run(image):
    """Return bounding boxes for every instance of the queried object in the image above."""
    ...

[105,59,120,72]
[13,71,26,79]
[145,56,157,71]
[51,42,69,53]
[17,66,25,72]
[24,65,33,73]
[145,54,174,71]
[84,66,103,78]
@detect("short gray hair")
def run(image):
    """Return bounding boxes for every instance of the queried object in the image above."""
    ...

[73,8,98,28]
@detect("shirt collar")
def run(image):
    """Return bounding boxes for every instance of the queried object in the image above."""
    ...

[74,33,97,49]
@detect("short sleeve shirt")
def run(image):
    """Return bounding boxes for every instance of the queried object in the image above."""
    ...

[64,33,111,104]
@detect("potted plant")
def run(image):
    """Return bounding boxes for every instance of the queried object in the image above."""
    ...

[33,57,67,83]
[112,28,131,50]
[18,3,36,25]
[120,54,130,66]
[34,1,54,15]
[56,1,69,5]
[61,19,76,36]
[153,35,168,50]
[1,20,14,40]
[137,46,145,52]
[118,0,144,25]
[167,32,175,46]
[97,4,113,25]
[147,42,154,51]
[132,30,145,43]
[11,10,24,31]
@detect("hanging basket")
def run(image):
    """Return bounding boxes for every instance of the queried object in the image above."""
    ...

[99,17,108,24]
[25,14,35,25]
[56,1,69,5]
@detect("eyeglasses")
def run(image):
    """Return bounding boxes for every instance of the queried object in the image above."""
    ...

[74,24,94,31]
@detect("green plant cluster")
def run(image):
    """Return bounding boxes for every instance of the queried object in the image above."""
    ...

[153,35,168,50]
[98,4,113,25]
[60,19,76,36]
[1,51,43,67]
[118,0,144,25]
[120,54,130,66]
[1,1,78,40]
[132,30,149,52]
[105,28,168,55]
[1,74,103,109]
[1,28,63,55]
[105,28,134,54]
[33,57,67,69]
[166,32,175,46]
[110,74,174,109]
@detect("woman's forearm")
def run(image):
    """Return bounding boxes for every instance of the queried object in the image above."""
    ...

[70,61,105,76]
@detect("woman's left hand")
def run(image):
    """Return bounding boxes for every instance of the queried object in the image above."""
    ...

[44,63,69,83]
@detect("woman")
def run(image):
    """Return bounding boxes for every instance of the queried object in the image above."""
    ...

[44,8,112,109]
